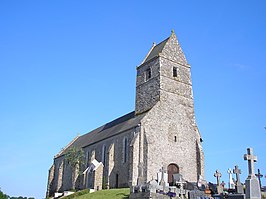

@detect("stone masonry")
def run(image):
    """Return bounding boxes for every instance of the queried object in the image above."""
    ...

[46,31,204,197]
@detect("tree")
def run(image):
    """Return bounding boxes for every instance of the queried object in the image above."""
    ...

[65,146,85,190]
[0,188,9,199]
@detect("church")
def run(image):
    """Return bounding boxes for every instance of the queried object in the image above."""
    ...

[46,31,204,197]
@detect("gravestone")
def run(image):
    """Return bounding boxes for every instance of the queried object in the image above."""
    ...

[214,170,223,194]
[147,179,158,193]
[213,194,245,199]
[173,173,183,185]
[221,181,226,189]
[233,165,244,194]
[255,169,263,190]
[176,176,186,199]
[188,190,207,199]
[228,168,236,189]
[157,167,169,191]
[197,174,208,190]
[244,148,261,199]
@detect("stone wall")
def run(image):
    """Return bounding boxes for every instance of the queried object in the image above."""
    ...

[48,127,138,195]
[135,58,160,115]
[93,163,103,191]
[46,165,55,197]
[134,31,204,183]
[140,94,202,182]
[82,127,138,189]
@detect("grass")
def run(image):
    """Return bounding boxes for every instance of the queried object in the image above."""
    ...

[63,188,130,199]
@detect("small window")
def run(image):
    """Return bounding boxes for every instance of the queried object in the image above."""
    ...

[173,67,177,77]
[174,136,177,142]
[145,68,151,81]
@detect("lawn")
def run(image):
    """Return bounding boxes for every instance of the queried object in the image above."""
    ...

[64,188,130,199]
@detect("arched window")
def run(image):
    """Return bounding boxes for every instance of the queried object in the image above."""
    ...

[102,145,106,165]
[123,137,128,163]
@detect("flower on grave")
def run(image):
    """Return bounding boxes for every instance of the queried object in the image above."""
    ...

[167,192,177,197]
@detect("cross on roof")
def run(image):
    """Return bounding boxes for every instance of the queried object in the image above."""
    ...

[244,148,257,177]
[214,170,222,185]
[233,165,242,185]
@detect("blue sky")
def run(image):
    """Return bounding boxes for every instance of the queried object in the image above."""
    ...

[0,1,266,198]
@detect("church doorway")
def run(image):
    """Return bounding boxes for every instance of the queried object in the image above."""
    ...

[167,163,179,185]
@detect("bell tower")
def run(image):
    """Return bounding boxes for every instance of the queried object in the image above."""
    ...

[135,31,193,116]
[135,31,204,181]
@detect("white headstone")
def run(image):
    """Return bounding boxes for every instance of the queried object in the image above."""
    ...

[227,168,235,189]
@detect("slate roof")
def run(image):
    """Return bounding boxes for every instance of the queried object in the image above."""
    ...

[143,37,169,63]
[55,111,145,158]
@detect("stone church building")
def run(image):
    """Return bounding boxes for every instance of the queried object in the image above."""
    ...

[46,31,204,197]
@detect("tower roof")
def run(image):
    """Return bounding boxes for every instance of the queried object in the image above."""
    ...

[142,37,169,64]
[140,30,188,66]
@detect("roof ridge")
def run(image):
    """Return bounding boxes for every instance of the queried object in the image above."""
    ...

[141,36,170,64]
[140,42,156,65]
[99,111,135,132]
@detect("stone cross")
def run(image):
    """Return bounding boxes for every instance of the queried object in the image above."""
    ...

[214,170,223,194]
[220,181,226,188]
[159,167,167,190]
[255,169,263,189]
[176,177,186,199]
[214,170,222,185]
[244,148,261,199]
[227,168,235,189]
[244,148,257,177]
[233,165,244,194]
[233,165,242,186]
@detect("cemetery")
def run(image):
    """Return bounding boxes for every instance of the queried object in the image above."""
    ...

[51,147,265,199]
[128,147,264,199]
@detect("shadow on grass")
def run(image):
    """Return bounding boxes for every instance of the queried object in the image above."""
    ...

[115,193,130,199]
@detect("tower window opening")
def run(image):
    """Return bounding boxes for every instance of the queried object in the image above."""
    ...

[145,68,151,81]
[174,136,177,142]
[173,67,177,77]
